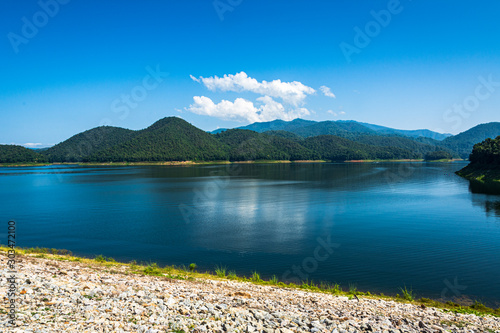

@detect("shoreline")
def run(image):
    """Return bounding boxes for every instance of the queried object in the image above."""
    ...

[1,247,499,332]
[0,159,466,167]
[2,246,499,315]
[456,164,500,183]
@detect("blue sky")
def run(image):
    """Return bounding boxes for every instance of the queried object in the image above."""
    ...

[1,0,499,147]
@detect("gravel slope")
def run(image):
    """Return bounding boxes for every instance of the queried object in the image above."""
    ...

[1,254,499,333]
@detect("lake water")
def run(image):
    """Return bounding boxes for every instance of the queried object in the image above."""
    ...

[1,162,499,307]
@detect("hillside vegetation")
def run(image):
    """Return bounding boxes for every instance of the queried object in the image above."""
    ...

[469,136,500,165]
[442,122,500,159]
[456,136,500,189]
[3,117,499,165]
[0,145,47,163]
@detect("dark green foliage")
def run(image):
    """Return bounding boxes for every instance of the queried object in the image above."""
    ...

[352,135,457,159]
[303,135,372,161]
[262,130,304,141]
[469,136,500,165]
[11,117,500,164]
[441,122,500,159]
[0,145,47,163]
[215,129,317,161]
[424,150,453,161]
[303,135,417,161]
[42,126,136,162]
[87,117,227,162]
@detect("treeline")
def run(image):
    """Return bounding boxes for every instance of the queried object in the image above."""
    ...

[469,136,500,165]
[0,145,47,163]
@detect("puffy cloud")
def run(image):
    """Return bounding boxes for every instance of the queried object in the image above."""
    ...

[191,72,316,106]
[187,95,310,123]
[320,85,336,98]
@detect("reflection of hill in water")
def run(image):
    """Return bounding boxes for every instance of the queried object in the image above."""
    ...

[468,180,500,195]
[471,195,500,218]
[483,201,500,218]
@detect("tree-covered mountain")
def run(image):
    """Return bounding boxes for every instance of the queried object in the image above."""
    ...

[350,134,458,158]
[43,126,137,162]
[441,122,500,159]
[234,118,317,134]
[5,116,498,164]
[212,118,451,141]
[85,117,228,162]
[358,122,452,140]
[31,117,436,163]
[0,145,47,163]
[215,129,317,161]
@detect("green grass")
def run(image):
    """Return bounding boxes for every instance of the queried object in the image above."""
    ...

[399,285,415,301]
[227,270,237,280]
[143,263,163,276]
[215,265,227,278]
[348,283,358,295]
[251,271,262,282]
[1,244,499,318]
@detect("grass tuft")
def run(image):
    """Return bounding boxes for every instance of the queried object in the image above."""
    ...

[399,285,415,301]
[215,265,227,278]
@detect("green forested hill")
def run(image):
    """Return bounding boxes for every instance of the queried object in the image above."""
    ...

[86,117,228,162]
[456,136,500,187]
[303,135,417,161]
[469,136,500,165]
[291,121,375,138]
[351,135,458,158]
[0,145,47,163]
[8,117,499,164]
[215,129,317,161]
[442,122,500,159]
[43,126,137,162]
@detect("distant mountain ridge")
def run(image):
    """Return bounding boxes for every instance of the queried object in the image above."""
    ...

[212,119,452,140]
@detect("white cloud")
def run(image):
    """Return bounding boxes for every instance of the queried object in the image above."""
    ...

[327,110,337,116]
[339,111,346,115]
[187,95,310,123]
[192,72,316,106]
[23,143,43,148]
[189,74,200,83]
[320,86,336,98]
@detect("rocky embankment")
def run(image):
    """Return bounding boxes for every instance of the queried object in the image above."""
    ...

[1,254,499,333]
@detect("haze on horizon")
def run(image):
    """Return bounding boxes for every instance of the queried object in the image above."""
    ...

[1,0,499,148]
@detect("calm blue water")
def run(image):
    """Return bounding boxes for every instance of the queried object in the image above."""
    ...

[1,162,499,307]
